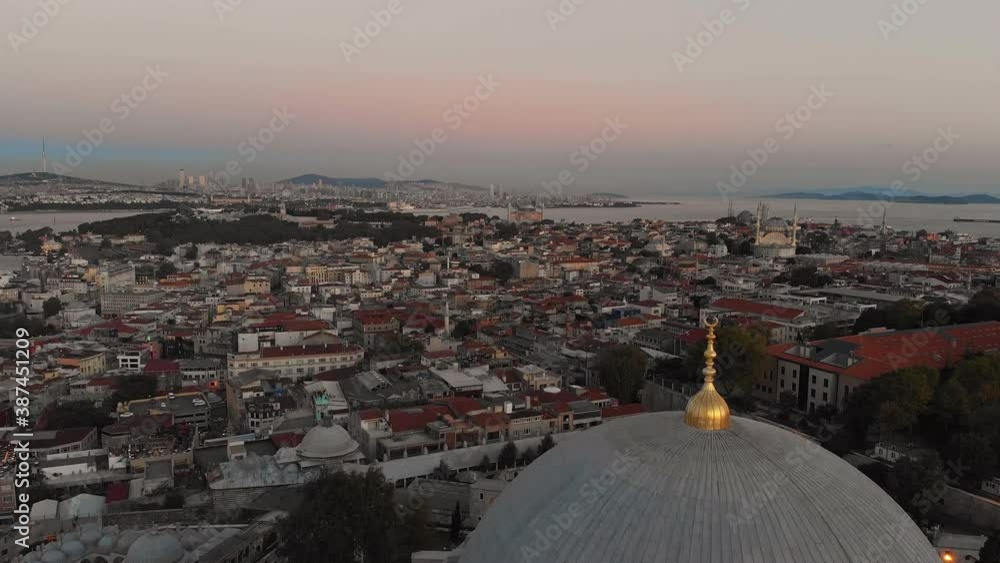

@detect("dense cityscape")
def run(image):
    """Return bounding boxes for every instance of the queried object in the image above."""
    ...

[3,0,998,561]
[0,171,997,562]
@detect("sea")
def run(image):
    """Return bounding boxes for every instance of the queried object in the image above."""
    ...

[415,196,1000,238]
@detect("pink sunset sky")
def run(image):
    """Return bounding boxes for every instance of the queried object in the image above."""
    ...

[1,0,998,195]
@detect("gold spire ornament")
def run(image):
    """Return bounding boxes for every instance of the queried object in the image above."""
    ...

[684,317,731,431]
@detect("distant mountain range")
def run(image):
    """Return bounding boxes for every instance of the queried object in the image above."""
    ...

[0,172,136,187]
[770,187,1000,205]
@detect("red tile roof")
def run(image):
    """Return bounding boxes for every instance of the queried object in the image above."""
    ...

[437,397,483,416]
[470,411,510,428]
[769,321,1000,382]
[387,405,451,433]
[144,359,180,374]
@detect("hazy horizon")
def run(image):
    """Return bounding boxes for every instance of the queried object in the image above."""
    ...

[2,0,998,196]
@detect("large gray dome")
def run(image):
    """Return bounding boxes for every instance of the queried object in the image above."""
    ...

[297,424,360,460]
[460,413,940,563]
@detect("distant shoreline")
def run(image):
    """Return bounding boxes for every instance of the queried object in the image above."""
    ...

[768,192,1000,205]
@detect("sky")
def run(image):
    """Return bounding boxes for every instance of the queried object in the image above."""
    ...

[1,0,998,196]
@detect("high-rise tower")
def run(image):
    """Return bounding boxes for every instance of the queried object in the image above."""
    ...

[41,138,47,174]
[178,169,186,188]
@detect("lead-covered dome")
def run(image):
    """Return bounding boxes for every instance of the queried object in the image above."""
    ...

[460,412,940,563]
[125,530,186,563]
[297,423,360,460]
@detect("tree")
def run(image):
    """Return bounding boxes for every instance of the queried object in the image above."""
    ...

[431,459,451,481]
[452,319,477,340]
[520,446,538,465]
[478,454,493,472]
[41,401,113,430]
[449,501,463,544]
[538,433,555,455]
[100,238,112,250]
[981,534,1000,563]
[184,244,198,260]
[805,322,845,341]
[498,441,518,469]
[42,297,62,318]
[157,262,178,280]
[490,260,514,284]
[685,326,767,394]
[884,455,945,523]
[278,469,402,563]
[597,345,648,404]
[963,289,1000,323]
[945,433,998,488]
[111,375,158,405]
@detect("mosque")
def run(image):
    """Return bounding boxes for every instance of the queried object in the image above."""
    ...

[753,202,799,258]
[16,515,280,563]
[457,319,942,562]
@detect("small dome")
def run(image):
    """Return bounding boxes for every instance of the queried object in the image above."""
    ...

[125,531,186,563]
[81,527,102,546]
[116,530,144,552]
[764,217,789,229]
[60,540,86,559]
[98,534,117,554]
[40,551,66,563]
[297,424,360,459]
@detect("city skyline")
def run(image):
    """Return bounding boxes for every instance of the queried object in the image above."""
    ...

[1,0,998,194]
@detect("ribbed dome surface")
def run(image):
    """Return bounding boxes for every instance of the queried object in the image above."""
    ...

[460,413,940,563]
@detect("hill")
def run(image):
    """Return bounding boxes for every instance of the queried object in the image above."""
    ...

[279,174,487,191]
[0,172,137,187]
[770,189,1000,205]
[280,175,387,188]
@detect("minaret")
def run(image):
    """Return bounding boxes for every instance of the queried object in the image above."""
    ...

[754,202,762,241]
[41,138,47,174]
[444,302,451,335]
[684,317,731,431]
[792,204,798,247]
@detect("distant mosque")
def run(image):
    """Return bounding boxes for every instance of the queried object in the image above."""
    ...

[506,199,544,224]
[753,202,798,258]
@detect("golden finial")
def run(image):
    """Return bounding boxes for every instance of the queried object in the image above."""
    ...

[684,316,731,431]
